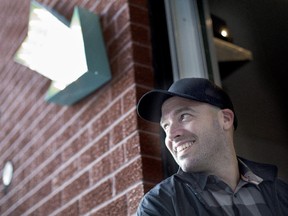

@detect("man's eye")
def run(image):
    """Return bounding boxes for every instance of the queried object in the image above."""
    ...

[180,113,190,121]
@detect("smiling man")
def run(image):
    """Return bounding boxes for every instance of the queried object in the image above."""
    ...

[136,78,288,216]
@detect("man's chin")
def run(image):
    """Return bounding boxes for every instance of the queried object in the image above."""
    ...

[178,160,193,172]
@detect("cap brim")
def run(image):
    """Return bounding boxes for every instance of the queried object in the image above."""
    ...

[137,90,185,123]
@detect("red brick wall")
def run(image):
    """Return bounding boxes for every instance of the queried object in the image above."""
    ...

[0,0,163,215]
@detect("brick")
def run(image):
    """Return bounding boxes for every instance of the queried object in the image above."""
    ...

[89,92,112,113]
[64,123,81,141]
[139,131,161,157]
[122,111,138,137]
[83,0,104,12]
[110,144,125,171]
[103,19,117,44]
[132,43,152,66]
[91,155,111,183]
[90,117,108,140]
[91,112,112,139]
[36,192,61,216]
[125,133,141,161]
[115,158,143,193]
[16,181,52,215]
[79,180,113,214]
[131,24,150,45]
[0,191,18,213]
[138,115,160,133]
[105,0,128,25]
[35,142,54,166]
[37,106,63,133]
[53,133,70,151]
[79,134,110,169]
[93,0,112,15]
[112,0,128,12]
[55,201,79,216]
[13,168,25,189]
[116,5,130,32]
[111,69,135,99]
[110,122,124,146]
[91,195,127,216]
[127,184,144,214]
[110,45,133,77]
[6,205,25,216]
[83,89,111,123]
[107,99,123,125]
[52,160,78,188]
[62,129,89,161]
[129,4,149,26]
[142,156,163,183]
[5,130,20,151]
[53,125,76,149]
[122,87,137,113]
[29,154,62,188]
[62,172,90,204]
[128,0,148,8]
[107,25,132,59]
[136,86,152,103]
[26,171,40,193]
[61,106,79,122]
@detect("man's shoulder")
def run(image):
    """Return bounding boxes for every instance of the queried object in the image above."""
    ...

[146,174,178,196]
[138,172,202,215]
[146,170,202,198]
[137,175,179,215]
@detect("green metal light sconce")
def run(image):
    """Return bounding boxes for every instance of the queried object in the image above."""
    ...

[14,0,111,105]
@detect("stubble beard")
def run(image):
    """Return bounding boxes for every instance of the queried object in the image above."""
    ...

[178,119,226,174]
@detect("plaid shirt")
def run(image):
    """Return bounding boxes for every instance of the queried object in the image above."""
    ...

[198,159,273,215]
[137,158,288,216]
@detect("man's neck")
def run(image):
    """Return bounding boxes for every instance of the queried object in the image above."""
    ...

[214,156,240,191]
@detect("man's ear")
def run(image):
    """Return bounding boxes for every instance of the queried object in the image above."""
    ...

[221,109,234,130]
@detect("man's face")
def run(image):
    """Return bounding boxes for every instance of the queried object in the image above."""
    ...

[160,96,227,173]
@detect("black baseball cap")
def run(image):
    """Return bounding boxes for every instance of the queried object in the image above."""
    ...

[137,78,238,129]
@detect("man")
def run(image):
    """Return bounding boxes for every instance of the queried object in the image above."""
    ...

[136,78,288,216]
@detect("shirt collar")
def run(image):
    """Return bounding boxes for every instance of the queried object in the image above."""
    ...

[177,168,209,190]
[238,158,263,185]
[176,158,264,189]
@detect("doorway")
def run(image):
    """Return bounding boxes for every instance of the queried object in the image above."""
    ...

[208,0,288,181]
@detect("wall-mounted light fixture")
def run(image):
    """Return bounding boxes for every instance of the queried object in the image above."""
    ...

[14,0,111,105]
[2,161,14,193]
[211,14,233,42]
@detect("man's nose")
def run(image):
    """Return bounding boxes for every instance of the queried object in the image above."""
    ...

[166,121,182,141]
